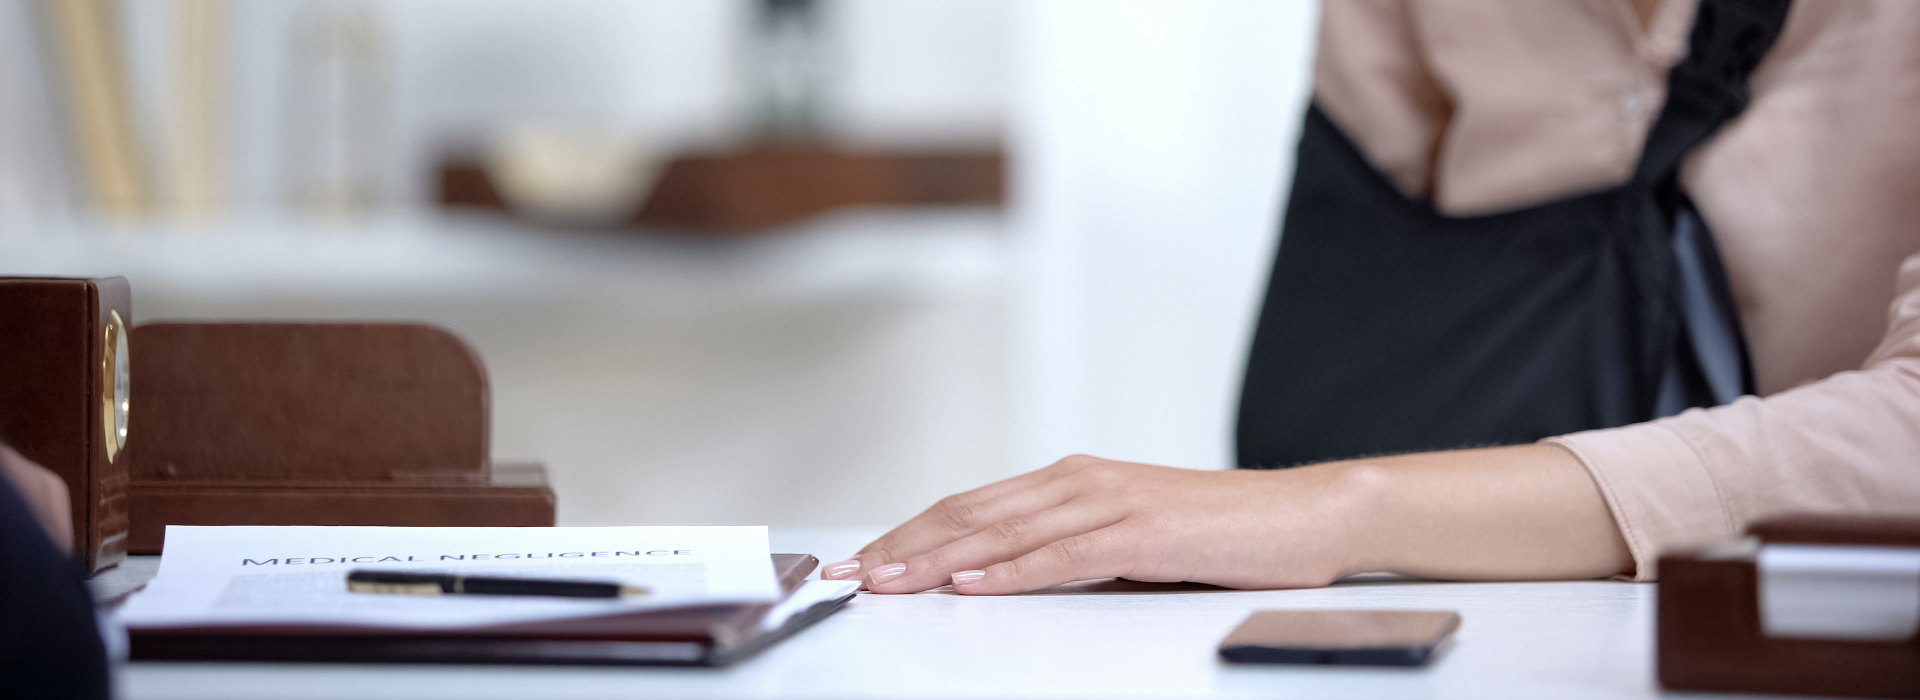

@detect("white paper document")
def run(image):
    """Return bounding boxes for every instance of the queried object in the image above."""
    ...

[1759,543,1920,641]
[119,525,784,631]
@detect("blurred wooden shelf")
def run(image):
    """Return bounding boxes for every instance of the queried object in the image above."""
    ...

[0,207,1009,308]
[440,145,1004,234]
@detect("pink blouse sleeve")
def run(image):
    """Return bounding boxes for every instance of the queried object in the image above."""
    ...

[1547,253,1920,580]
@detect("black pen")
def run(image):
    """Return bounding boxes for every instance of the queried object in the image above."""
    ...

[346,570,649,598]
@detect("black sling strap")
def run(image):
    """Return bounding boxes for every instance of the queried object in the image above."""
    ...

[0,469,110,699]
[1235,0,1792,469]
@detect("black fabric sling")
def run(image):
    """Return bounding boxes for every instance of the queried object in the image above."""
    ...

[0,466,110,700]
[1235,0,1792,469]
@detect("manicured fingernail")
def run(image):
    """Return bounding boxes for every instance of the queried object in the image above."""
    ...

[951,570,986,585]
[821,559,862,580]
[868,563,907,584]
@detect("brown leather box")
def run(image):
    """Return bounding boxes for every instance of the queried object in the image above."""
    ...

[0,277,133,574]
[1658,516,1920,698]
[121,323,554,554]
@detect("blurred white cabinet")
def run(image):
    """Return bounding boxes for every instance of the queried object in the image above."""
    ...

[0,207,1013,528]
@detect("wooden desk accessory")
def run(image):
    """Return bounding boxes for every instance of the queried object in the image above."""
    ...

[120,323,554,554]
[1658,516,1920,698]
[0,277,133,574]
[440,144,1004,234]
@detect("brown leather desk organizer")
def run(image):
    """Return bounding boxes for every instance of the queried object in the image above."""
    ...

[121,323,554,554]
[1658,516,1920,698]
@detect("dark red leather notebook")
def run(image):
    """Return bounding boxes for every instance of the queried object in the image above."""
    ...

[129,553,850,667]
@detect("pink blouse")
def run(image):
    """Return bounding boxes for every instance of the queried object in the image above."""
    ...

[1314,0,1920,576]
[1550,255,1920,579]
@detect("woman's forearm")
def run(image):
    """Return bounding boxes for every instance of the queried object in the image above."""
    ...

[836,443,1634,595]
[1335,444,1632,581]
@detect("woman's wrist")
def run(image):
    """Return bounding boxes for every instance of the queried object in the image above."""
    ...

[1238,460,1397,584]
[1302,459,1398,578]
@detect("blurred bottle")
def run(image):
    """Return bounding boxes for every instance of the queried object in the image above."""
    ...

[0,0,80,223]
[44,0,148,221]
[281,0,389,218]
[168,0,230,222]
[746,0,833,143]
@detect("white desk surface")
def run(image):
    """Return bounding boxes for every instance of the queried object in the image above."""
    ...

[95,528,1761,700]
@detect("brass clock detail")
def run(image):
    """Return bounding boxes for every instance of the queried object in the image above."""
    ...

[102,309,130,461]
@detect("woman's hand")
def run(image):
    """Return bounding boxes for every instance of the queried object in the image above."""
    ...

[0,445,74,553]
[824,444,1630,595]
[830,454,1379,595]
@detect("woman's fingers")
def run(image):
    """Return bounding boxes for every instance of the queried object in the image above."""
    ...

[0,445,73,552]
[864,500,1125,593]
[948,524,1140,595]
[831,463,1082,581]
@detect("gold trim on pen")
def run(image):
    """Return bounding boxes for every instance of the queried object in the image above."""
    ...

[347,581,444,596]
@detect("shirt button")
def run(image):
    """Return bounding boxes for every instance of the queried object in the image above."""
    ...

[1622,90,1654,115]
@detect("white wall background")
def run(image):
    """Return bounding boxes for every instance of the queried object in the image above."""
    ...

[1009,0,1318,473]
[6,0,1324,526]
